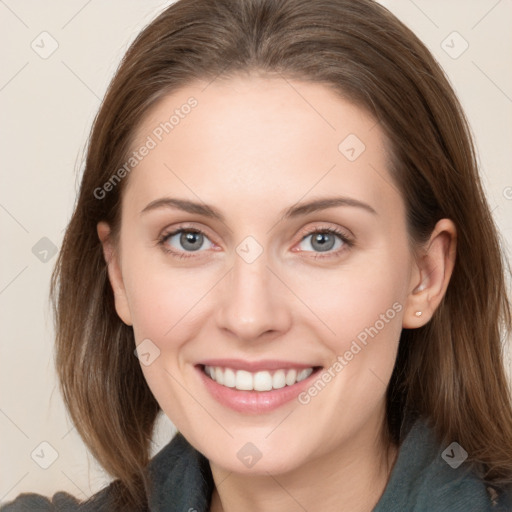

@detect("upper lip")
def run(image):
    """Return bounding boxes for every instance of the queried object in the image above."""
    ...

[197,358,321,372]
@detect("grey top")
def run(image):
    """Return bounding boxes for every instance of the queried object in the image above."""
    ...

[1,418,511,511]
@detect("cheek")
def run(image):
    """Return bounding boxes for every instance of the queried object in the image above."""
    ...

[123,262,218,427]
[292,249,408,345]
[289,268,404,447]
[290,248,408,408]
[122,249,217,343]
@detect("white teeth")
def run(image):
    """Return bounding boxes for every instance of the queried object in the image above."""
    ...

[223,368,236,388]
[215,367,224,385]
[254,371,273,391]
[272,370,286,389]
[296,368,313,382]
[285,369,297,386]
[235,370,253,390]
[204,365,315,391]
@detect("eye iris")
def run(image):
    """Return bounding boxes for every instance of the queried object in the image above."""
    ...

[181,231,203,251]
[311,232,335,252]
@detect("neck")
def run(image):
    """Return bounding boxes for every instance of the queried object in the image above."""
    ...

[209,416,398,512]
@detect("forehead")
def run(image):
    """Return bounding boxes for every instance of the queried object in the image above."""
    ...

[124,75,401,219]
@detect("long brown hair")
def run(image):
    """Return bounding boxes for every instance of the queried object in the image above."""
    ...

[51,0,512,508]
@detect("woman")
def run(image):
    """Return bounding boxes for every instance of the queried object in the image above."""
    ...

[2,0,511,510]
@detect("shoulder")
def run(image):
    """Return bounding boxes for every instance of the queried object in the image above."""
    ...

[374,418,511,512]
[1,433,212,512]
[0,482,116,512]
[0,491,81,511]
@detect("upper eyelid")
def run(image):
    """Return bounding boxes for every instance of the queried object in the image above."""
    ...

[160,223,350,239]
[299,225,350,237]
[160,223,215,240]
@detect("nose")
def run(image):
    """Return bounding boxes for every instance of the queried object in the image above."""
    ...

[215,252,292,342]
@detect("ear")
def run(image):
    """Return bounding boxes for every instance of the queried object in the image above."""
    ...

[402,218,457,328]
[97,221,133,326]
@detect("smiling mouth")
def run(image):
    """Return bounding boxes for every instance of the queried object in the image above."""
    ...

[201,365,322,392]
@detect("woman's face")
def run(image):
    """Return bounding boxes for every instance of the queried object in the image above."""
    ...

[101,75,423,474]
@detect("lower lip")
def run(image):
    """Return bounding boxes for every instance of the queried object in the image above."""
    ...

[196,366,321,414]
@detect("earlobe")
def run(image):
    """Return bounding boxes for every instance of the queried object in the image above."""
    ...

[97,222,133,326]
[403,218,457,329]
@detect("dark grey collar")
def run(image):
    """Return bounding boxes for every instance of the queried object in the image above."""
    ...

[146,432,213,512]
[146,419,510,512]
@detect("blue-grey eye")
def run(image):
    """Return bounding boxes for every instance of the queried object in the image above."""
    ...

[298,231,344,253]
[165,230,213,252]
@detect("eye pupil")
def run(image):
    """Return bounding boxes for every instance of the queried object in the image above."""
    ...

[311,232,335,252]
[181,231,203,251]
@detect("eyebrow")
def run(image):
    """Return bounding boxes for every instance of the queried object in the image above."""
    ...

[140,196,377,220]
[283,196,377,218]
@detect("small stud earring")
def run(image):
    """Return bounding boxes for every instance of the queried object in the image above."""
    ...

[415,311,422,317]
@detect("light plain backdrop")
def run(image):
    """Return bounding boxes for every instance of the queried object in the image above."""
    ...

[1,0,511,503]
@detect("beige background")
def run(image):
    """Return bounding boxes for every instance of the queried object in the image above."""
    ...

[1,0,511,503]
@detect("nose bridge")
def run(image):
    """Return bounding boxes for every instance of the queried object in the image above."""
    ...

[215,248,291,341]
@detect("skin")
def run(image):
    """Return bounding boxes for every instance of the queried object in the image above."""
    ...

[98,74,456,512]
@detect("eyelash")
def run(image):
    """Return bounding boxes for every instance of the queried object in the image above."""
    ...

[156,224,354,260]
